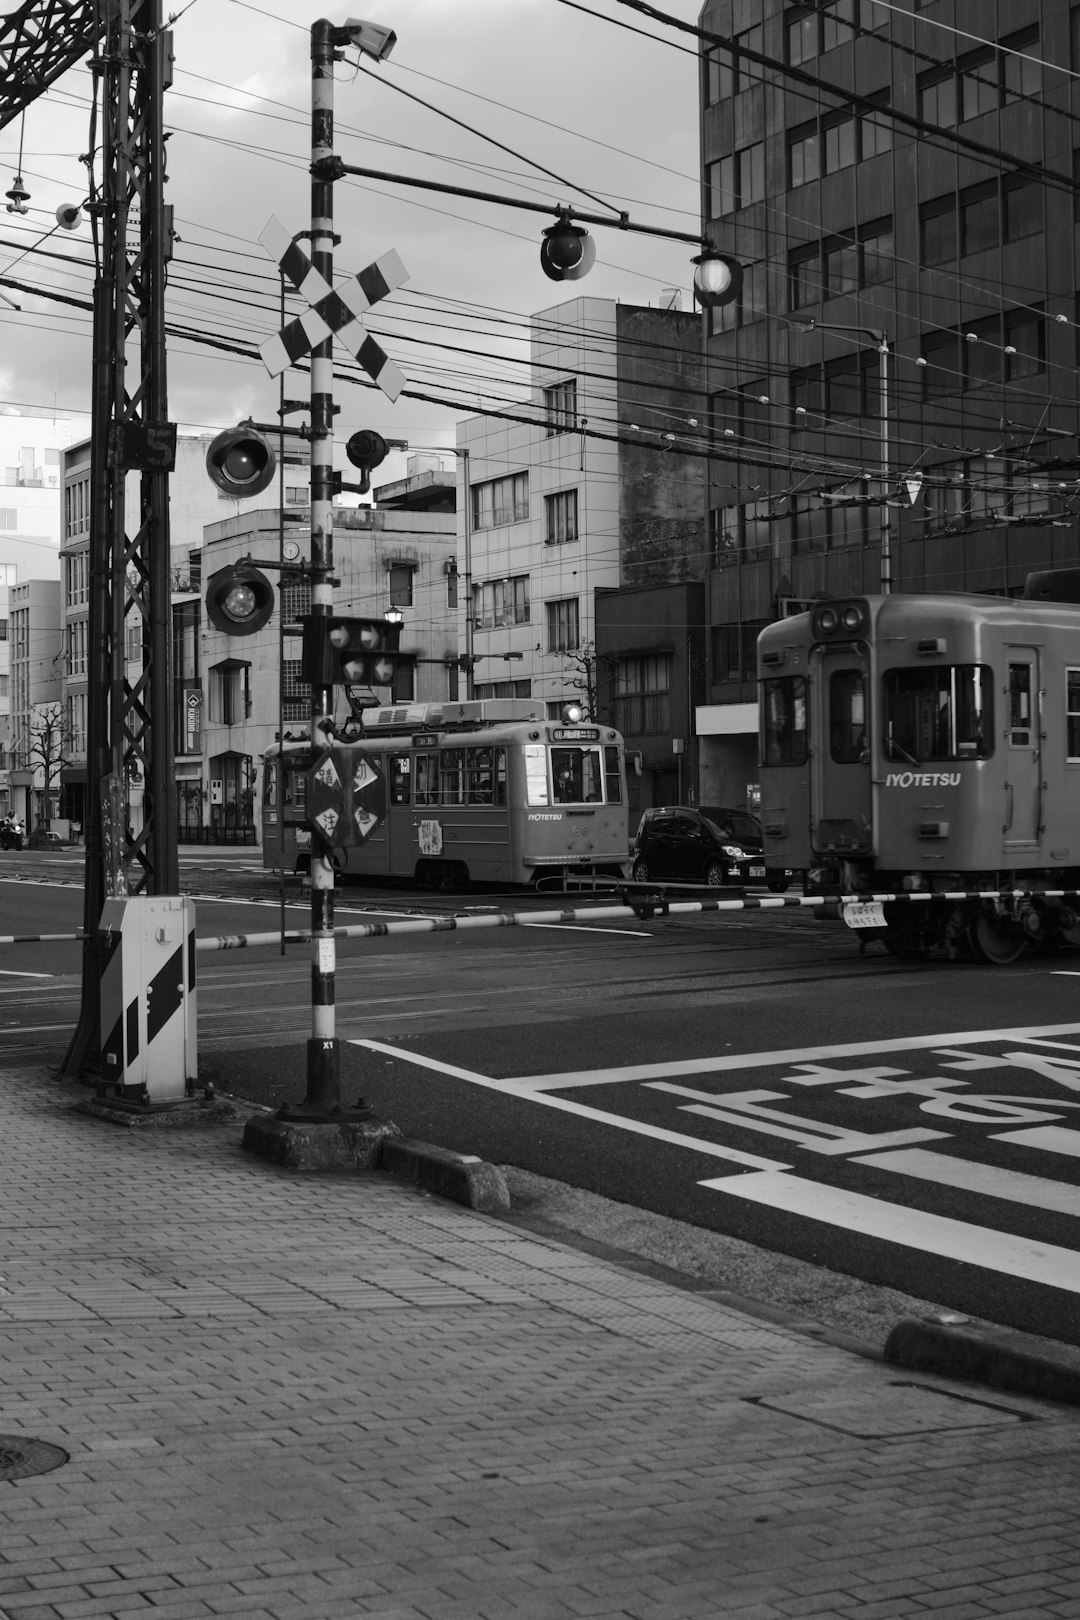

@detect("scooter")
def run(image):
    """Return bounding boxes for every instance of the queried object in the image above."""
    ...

[0,816,24,851]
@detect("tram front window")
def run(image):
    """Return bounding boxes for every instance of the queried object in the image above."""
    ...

[551,746,604,803]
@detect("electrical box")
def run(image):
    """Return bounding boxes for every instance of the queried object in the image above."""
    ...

[98,896,197,1103]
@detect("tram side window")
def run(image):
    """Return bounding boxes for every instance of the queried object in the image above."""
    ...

[829,669,867,762]
[440,748,465,805]
[525,744,549,805]
[761,677,808,766]
[552,746,603,803]
[390,754,411,806]
[414,751,438,805]
[466,746,504,804]
[1068,669,1080,762]
[604,745,622,803]
[883,665,992,761]
[265,758,278,806]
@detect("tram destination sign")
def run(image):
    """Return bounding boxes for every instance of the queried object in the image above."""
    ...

[552,726,600,741]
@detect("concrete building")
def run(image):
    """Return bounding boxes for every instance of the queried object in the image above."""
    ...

[6,577,61,828]
[697,0,1080,807]
[457,297,708,820]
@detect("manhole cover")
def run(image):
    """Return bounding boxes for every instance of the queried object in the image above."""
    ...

[0,1435,68,1481]
[748,1381,1033,1439]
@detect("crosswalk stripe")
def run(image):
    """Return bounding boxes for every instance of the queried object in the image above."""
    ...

[992,1125,1080,1158]
[701,1169,1080,1295]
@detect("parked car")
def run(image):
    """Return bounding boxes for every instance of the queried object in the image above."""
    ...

[630,805,795,890]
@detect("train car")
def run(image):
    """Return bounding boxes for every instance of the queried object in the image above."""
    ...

[263,696,631,888]
[756,574,1080,963]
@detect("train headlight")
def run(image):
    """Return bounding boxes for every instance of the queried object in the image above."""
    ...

[841,605,862,631]
[817,607,838,634]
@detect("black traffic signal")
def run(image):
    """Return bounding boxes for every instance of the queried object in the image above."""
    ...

[540,217,596,283]
[206,424,277,497]
[344,430,389,494]
[302,616,403,687]
[204,561,276,635]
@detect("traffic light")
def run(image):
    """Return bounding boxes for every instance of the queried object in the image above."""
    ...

[302,616,403,687]
[344,430,389,494]
[204,560,276,635]
[540,217,596,283]
[205,424,277,497]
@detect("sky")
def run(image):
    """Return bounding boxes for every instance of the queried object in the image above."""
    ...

[0,0,707,489]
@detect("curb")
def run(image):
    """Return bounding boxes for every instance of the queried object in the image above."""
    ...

[884,1315,1080,1407]
[381,1137,510,1214]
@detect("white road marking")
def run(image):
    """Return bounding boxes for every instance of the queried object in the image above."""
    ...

[701,1169,1080,1295]
[508,1022,1080,1090]
[992,1126,1080,1158]
[650,1082,947,1155]
[350,1038,788,1170]
[853,1145,1080,1216]
[0,969,52,979]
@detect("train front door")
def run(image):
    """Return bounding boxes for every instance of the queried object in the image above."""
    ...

[810,645,873,856]
[1003,647,1042,850]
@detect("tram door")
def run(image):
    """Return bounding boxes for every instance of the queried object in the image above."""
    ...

[810,646,873,855]
[1004,648,1042,849]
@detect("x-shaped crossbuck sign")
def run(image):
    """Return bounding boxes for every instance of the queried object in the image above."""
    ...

[258,215,408,401]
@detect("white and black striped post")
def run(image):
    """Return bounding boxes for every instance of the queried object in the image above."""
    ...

[290,16,353,1119]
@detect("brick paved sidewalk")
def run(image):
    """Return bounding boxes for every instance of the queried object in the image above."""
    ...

[0,1064,1078,1620]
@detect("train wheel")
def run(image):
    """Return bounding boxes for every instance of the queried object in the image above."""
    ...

[631,858,650,881]
[967,912,1026,965]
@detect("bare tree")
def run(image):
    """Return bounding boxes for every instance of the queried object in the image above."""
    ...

[19,703,72,832]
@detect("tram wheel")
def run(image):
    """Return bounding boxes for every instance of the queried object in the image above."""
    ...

[631,858,650,881]
[967,912,1027,965]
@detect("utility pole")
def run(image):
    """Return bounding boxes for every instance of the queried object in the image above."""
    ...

[61,0,178,1080]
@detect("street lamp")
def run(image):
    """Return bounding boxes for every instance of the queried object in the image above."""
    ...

[691,247,743,310]
[795,319,893,595]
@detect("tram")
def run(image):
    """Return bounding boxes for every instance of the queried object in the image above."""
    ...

[262,697,631,888]
[756,573,1080,962]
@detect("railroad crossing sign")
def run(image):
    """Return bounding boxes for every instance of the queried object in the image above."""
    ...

[307,747,387,846]
[258,215,408,400]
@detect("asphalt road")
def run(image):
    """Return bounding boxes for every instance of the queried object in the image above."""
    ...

[5,846,1080,1346]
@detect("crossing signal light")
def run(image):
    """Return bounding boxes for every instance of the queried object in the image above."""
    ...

[344,430,390,494]
[204,560,276,635]
[206,424,277,497]
[302,616,403,688]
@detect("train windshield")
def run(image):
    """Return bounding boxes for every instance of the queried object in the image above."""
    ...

[761,677,808,766]
[883,665,993,762]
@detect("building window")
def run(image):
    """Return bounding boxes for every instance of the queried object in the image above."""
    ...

[281,658,310,722]
[614,654,671,735]
[921,197,958,265]
[281,576,311,626]
[918,66,957,128]
[861,217,893,283]
[0,508,17,530]
[788,122,820,187]
[742,499,772,556]
[919,27,1040,128]
[960,182,998,255]
[1005,311,1045,379]
[823,113,856,173]
[705,155,734,219]
[543,379,577,435]
[545,489,579,545]
[786,8,817,66]
[709,506,738,564]
[209,660,250,727]
[285,485,308,505]
[473,574,530,629]
[789,244,820,309]
[546,598,580,653]
[471,471,529,529]
[860,90,893,157]
[712,623,764,683]
[703,44,733,106]
[1003,176,1042,241]
[736,140,765,206]
[733,24,763,91]
[823,234,859,298]
[388,563,414,608]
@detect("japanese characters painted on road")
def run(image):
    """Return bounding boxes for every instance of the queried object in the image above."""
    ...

[306,746,388,846]
[258,216,408,400]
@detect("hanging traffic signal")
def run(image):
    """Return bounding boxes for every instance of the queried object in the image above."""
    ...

[204,560,276,635]
[205,424,277,497]
[540,216,596,283]
[302,616,403,687]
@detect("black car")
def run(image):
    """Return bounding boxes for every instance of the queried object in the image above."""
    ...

[631,805,795,890]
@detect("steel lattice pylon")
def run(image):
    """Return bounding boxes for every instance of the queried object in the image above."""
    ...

[0,0,179,1075]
